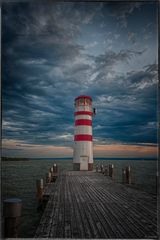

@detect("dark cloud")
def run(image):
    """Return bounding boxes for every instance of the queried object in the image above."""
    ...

[93,49,145,78]
[2,1,158,152]
[107,2,143,28]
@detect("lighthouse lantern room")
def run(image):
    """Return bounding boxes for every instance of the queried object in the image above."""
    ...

[73,95,94,171]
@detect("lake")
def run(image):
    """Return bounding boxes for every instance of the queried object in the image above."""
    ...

[2,158,157,238]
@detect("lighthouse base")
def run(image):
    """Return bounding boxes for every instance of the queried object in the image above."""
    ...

[88,163,93,171]
[73,163,93,171]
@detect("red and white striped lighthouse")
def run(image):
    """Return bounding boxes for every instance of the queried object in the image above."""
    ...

[73,95,94,171]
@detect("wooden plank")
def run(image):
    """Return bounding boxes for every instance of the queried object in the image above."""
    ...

[64,173,72,238]
[82,173,157,237]
[73,176,96,238]
[35,170,157,239]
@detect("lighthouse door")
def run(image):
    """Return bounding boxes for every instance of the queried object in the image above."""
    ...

[80,156,89,170]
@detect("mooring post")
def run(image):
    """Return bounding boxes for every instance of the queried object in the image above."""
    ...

[109,164,114,178]
[156,172,158,195]
[104,165,108,176]
[3,198,22,238]
[100,164,104,173]
[50,167,54,174]
[50,167,54,182]
[96,164,99,173]
[53,163,58,173]
[122,168,126,184]
[46,172,51,183]
[36,179,44,201]
[108,164,111,177]
[53,163,58,181]
[126,166,131,184]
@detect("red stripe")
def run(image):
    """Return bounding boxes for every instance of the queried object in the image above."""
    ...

[75,95,92,101]
[74,111,92,116]
[75,119,92,126]
[74,134,92,141]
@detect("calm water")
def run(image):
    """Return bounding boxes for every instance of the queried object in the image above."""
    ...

[2,159,157,238]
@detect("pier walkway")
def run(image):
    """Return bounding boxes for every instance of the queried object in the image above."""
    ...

[35,171,157,239]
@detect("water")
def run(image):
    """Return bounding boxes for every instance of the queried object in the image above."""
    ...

[2,158,157,238]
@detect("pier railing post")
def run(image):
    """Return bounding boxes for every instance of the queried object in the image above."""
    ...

[51,164,58,181]
[100,164,104,173]
[46,172,51,183]
[109,164,114,178]
[122,168,126,184]
[104,165,108,176]
[50,167,53,174]
[36,179,44,201]
[53,164,58,181]
[50,167,54,182]
[126,166,131,184]
[96,164,99,173]
[53,163,58,173]
[3,198,22,238]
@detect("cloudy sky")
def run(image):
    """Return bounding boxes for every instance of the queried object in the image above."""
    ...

[2,1,158,158]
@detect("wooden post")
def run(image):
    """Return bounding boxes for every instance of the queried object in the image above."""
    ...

[53,163,58,173]
[104,166,108,176]
[126,166,131,184]
[156,172,158,194]
[122,168,126,184]
[46,172,51,183]
[109,164,114,178]
[50,167,56,182]
[36,179,44,201]
[108,164,111,176]
[53,164,58,181]
[100,164,104,173]
[96,165,99,173]
[3,198,22,238]
[50,167,54,182]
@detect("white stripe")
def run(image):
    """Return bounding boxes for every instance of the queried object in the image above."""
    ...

[76,106,92,112]
[75,115,92,120]
[74,125,92,135]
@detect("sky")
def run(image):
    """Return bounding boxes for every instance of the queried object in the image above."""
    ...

[2,1,158,158]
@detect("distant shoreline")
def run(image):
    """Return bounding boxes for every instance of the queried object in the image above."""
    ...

[2,157,30,161]
[1,157,157,161]
[30,157,157,161]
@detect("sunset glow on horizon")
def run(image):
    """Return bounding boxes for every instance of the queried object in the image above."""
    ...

[2,139,157,158]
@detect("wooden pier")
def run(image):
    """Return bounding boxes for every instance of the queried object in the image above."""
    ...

[35,170,157,239]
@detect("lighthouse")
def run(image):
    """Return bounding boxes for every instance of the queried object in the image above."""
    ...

[73,95,94,171]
